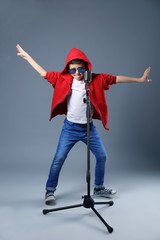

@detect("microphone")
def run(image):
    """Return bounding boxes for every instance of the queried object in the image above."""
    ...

[84,70,92,84]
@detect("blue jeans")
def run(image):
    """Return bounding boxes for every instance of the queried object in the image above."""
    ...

[46,118,107,192]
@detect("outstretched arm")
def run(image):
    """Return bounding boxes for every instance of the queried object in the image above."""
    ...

[116,67,152,83]
[16,44,47,78]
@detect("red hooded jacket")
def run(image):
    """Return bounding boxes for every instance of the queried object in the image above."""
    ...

[44,48,116,130]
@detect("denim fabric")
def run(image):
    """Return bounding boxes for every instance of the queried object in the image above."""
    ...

[46,118,107,192]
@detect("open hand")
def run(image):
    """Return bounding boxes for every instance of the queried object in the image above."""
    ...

[140,67,152,82]
[16,44,29,60]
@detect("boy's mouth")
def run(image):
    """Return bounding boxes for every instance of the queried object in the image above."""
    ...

[75,76,83,80]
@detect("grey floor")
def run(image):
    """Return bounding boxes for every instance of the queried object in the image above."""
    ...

[0,167,160,240]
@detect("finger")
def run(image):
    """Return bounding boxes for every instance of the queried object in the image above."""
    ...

[144,67,150,78]
[16,44,21,50]
[17,53,23,56]
[16,45,21,53]
[146,66,151,74]
[16,44,23,52]
[145,67,150,73]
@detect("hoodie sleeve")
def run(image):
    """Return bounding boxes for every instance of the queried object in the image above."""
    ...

[102,73,117,90]
[44,71,59,87]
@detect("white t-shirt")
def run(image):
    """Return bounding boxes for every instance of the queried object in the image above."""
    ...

[67,78,93,124]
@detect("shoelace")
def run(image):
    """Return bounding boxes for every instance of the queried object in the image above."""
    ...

[99,188,112,194]
[46,192,54,197]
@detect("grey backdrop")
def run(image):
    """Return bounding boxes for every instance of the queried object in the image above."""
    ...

[0,0,159,174]
[0,1,160,239]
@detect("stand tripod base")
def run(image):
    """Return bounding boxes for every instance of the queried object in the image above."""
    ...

[43,195,114,233]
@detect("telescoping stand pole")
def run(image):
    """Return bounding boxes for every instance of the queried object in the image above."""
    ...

[43,71,114,234]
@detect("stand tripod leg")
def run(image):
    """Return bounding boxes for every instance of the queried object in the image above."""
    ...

[94,201,114,206]
[43,203,83,215]
[91,206,113,233]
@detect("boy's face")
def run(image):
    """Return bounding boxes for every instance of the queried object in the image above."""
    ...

[68,63,86,81]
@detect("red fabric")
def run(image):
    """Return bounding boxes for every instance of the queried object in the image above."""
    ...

[44,48,116,130]
[61,48,92,74]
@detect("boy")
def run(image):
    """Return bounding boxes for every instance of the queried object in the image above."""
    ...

[16,44,151,204]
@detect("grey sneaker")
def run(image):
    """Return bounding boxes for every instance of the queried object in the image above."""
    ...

[45,191,56,204]
[93,187,117,198]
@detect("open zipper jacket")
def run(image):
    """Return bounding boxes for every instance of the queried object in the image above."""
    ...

[44,48,116,130]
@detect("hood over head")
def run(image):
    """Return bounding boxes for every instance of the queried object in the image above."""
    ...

[61,48,92,74]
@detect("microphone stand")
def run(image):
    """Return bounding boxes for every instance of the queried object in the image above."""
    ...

[43,71,114,234]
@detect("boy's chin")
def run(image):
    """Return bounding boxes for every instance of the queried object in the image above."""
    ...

[75,76,83,81]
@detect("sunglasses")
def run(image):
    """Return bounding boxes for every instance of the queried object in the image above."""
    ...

[68,68,86,74]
